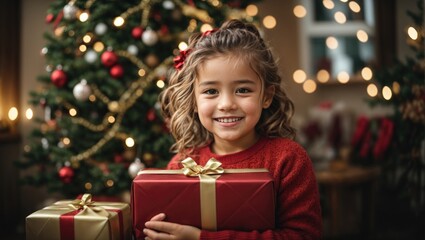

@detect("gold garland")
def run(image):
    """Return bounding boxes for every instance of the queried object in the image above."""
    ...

[85,0,96,9]
[116,50,150,71]
[90,84,110,104]
[174,0,214,23]
[70,112,124,163]
[115,0,215,27]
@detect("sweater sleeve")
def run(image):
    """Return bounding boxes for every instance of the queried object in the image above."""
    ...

[199,144,322,240]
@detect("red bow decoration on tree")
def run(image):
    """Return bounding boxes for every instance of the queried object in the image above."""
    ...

[173,49,191,70]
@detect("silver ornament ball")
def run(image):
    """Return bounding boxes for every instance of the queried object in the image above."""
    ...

[63,3,78,20]
[142,29,158,46]
[95,23,108,35]
[128,158,145,178]
[127,45,139,55]
[73,79,92,101]
[84,50,98,63]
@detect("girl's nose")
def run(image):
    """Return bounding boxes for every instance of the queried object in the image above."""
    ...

[218,94,237,111]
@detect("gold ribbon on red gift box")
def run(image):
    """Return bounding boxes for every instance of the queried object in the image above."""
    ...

[137,158,268,231]
[26,193,130,240]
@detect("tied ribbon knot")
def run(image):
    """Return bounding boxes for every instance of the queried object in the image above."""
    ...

[67,193,109,217]
[181,157,224,176]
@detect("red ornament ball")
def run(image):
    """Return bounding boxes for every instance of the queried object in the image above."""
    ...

[114,154,125,163]
[110,65,124,78]
[50,69,68,88]
[101,50,118,67]
[45,13,54,23]
[147,108,156,121]
[58,166,74,184]
[132,27,144,39]
[160,25,169,35]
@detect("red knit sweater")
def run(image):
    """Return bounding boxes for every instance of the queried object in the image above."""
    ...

[167,137,323,240]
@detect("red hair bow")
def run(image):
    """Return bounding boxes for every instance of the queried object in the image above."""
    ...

[173,49,191,70]
[201,29,217,37]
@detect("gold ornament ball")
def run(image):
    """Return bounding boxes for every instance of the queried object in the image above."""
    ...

[123,149,136,160]
[143,152,154,162]
[171,9,182,20]
[145,54,159,68]
[152,124,163,133]
[143,152,155,166]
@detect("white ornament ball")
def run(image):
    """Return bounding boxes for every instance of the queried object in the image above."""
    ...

[45,65,53,72]
[63,3,78,20]
[95,23,108,35]
[84,50,98,63]
[128,158,145,178]
[142,29,158,46]
[41,138,49,150]
[163,1,175,9]
[73,79,92,101]
[127,45,139,55]
[41,47,48,55]
[154,101,162,110]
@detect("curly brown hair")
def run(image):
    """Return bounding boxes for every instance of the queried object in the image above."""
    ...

[160,19,295,156]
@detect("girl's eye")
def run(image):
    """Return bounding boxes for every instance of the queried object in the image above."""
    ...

[203,89,218,95]
[236,88,251,94]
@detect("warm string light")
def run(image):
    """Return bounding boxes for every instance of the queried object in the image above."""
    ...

[316,70,330,83]
[262,15,276,29]
[246,4,258,16]
[8,107,18,121]
[293,5,307,18]
[407,27,418,40]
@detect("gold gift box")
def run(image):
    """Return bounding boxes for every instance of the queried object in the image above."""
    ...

[26,194,131,240]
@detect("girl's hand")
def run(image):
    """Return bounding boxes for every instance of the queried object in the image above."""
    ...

[144,213,201,240]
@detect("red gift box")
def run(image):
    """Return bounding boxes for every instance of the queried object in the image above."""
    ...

[131,158,275,239]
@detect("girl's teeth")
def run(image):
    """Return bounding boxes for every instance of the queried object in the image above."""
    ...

[217,118,240,123]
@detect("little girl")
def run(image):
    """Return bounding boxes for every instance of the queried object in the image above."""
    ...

[143,19,322,240]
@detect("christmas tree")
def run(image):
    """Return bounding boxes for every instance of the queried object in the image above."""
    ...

[17,0,262,198]
[366,0,424,237]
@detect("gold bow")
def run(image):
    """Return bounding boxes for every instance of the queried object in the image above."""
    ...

[69,193,96,210]
[67,193,109,217]
[181,157,224,176]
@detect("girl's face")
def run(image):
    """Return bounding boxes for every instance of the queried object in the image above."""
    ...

[194,55,273,154]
